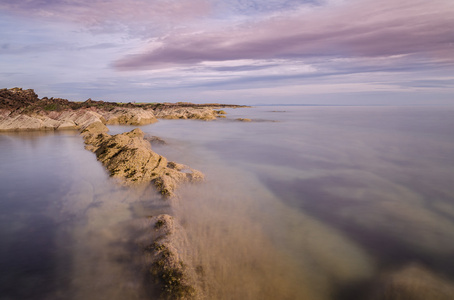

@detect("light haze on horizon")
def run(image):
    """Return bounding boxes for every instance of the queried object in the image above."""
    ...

[0,0,453,105]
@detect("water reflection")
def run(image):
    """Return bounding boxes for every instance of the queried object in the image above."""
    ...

[1,106,454,299]
[0,132,160,300]
[140,106,454,299]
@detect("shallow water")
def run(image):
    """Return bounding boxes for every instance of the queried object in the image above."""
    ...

[2,106,454,299]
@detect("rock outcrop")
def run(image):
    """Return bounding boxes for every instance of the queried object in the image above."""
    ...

[0,87,40,109]
[153,107,218,121]
[0,109,105,131]
[101,107,157,125]
[0,87,243,131]
[135,215,198,299]
[81,122,203,197]
[1,87,206,196]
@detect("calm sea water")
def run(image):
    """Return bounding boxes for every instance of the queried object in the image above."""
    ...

[1,106,454,299]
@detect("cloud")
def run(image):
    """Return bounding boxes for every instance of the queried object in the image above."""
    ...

[0,0,212,33]
[113,0,454,70]
[1,0,453,105]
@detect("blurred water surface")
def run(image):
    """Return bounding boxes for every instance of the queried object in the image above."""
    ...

[1,106,454,299]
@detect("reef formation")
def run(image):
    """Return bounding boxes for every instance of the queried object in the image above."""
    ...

[0,88,242,131]
[0,87,247,299]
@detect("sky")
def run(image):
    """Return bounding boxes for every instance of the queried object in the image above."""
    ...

[0,0,453,105]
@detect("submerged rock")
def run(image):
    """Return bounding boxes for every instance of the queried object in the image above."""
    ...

[133,215,198,300]
[236,118,252,122]
[82,123,203,197]
[368,264,454,300]
[145,135,167,146]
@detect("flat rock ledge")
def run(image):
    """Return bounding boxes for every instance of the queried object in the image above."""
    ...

[153,106,219,121]
[82,122,204,197]
[0,108,157,132]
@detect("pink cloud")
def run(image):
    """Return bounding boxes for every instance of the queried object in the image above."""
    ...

[113,0,454,70]
[0,0,211,27]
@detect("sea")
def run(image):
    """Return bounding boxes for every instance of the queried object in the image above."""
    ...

[1,105,454,300]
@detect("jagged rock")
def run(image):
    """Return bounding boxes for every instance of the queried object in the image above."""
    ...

[0,113,55,131]
[154,107,218,121]
[0,88,39,109]
[368,264,454,300]
[0,109,106,131]
[81,124,203,197]
[0,105,158,132]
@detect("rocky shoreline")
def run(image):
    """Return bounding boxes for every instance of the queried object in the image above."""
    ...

[0,87,243,197]
[0,87,246,132]
[0,87,247,299]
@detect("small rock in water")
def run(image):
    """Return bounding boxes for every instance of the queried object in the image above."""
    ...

[236,118,252,122]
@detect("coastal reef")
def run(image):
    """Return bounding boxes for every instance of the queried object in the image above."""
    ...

[82,122,203,197]
[0,87,245,132]
[0,87,209,196]
[0,87,245,299]
[0,88,156,131]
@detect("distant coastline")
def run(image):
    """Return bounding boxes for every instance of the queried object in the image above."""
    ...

[0,87,248,132]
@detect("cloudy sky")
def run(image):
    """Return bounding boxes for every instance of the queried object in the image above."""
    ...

[1,0,453,105]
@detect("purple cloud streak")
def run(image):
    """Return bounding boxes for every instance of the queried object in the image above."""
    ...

[113,0,454,70]
[0,0,211,27]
